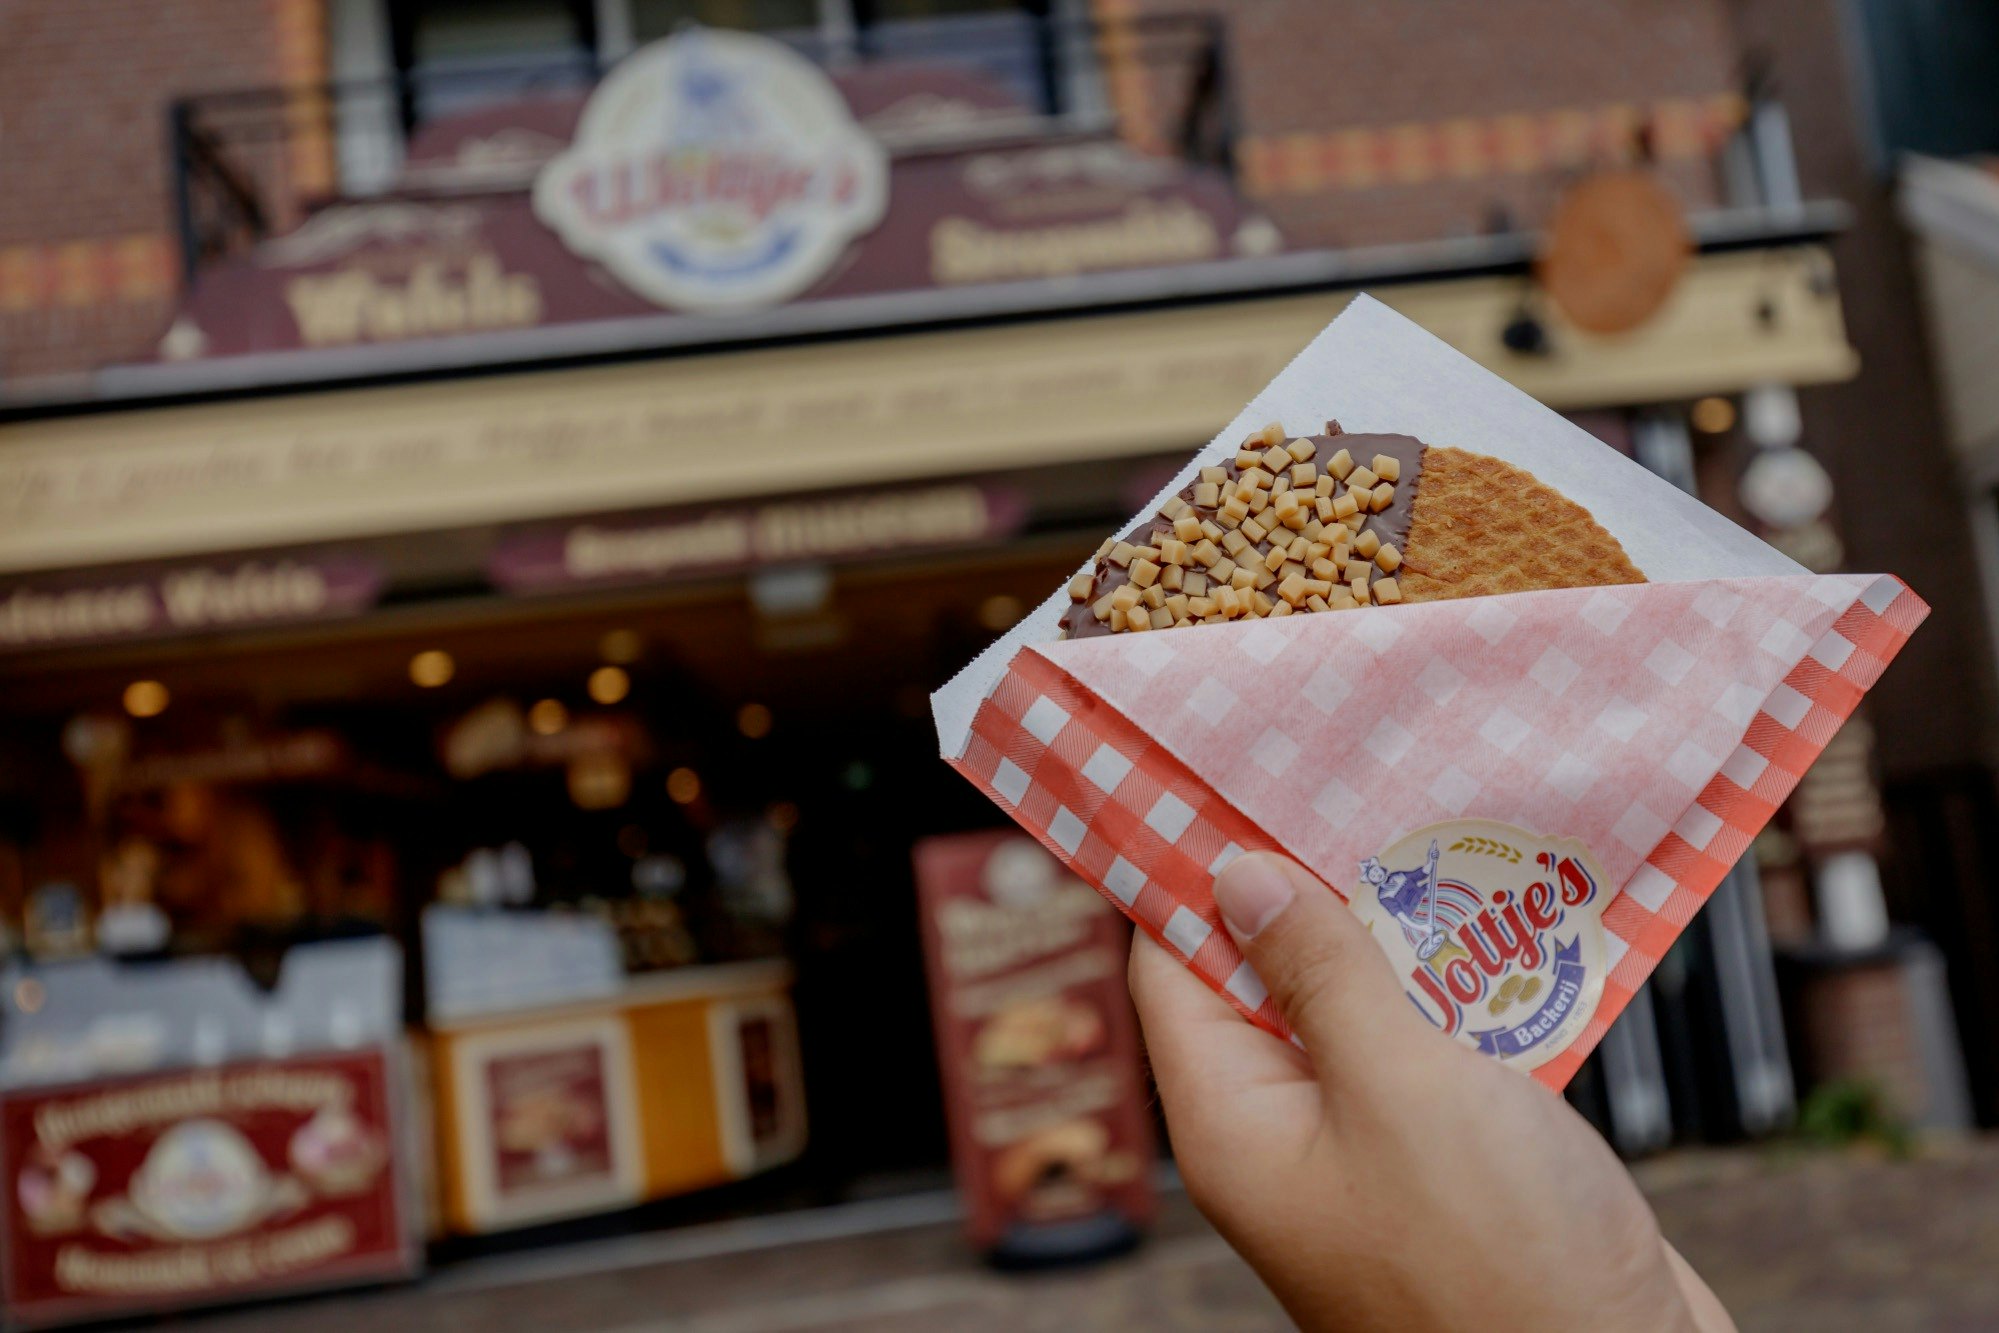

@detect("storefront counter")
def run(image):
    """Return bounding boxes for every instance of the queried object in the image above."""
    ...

[426,959,805,1235]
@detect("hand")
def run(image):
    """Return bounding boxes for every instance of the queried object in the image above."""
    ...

[1129,852,1735,1333]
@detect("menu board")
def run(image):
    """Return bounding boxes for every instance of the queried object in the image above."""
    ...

[0,1049,415,1328]
[914,832,1155,1254]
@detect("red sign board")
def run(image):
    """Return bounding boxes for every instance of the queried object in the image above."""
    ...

[159,61,1275,366]
[487,479,1028,594]
[1,1050,416,1328]
[914,831,1155,1253]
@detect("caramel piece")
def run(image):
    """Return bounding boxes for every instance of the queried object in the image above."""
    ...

[1235,449,1261,470]
[1371,482,1395,513]
[1188,596,1216,617]
[1261,445,1293,473]
[1149,606,1174,630]
[1201,465,1228,485]
[1157,539,1187,566]
[1108,541,1138,568]
[1162,496,1190,521]
[1192,539,1222,567]
[1256,422,1286,448]
[1068,572,1093,602]
[1166,593,1190,620]
[1174,515,1204,543]
[1161,564,1185,592]
[1373,577,1403,604]
[1241,517,1269,545]
[1332,491,1360,521]
[1287,437,1317,463]
[1210,556,1238,584]
[1230,566,1256,590]
[1291,462,1318,488]
[1111,584,1141,611]
[1353,529,1381,559]
[1216,587,1243,617]
[1251,589,1276,616]
[1328,586,1359,610]
[1092,592,1115,622]
[1376,544,1402,573]
[1130,558,1161,589]
[1270,601,1295,617]
[1200,519,1225,542]
[1246,489,1270,515]
[1286,535,1310,562]
[1348,465,1378,492]
[1253,566,1277,590]
[1221,531,1250,559]
[1310,557,1339,580]
[1262,545,1289,574]
[1315,495,1336,522]
[1328,448,1355,480]
[1219,496,1250,527]
[1371,454,1401,483]
[1193,482,1220,509]
[1123,606,1149,632]
[1315,473,1336,498]
[1305,594,1331,614]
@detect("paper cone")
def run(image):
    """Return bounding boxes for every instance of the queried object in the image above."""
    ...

[932,297,1928,1088]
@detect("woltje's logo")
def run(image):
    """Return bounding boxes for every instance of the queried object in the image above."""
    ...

[534,29,888,312]
[1351,820,1611,1071]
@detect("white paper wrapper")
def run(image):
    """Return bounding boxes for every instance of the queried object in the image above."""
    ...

[932,297,1924,1087]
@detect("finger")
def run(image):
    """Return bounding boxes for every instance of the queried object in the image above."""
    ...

[1128,930,1313,1101]
[1211,852,1431,1076]
[1128,932,1316,1165]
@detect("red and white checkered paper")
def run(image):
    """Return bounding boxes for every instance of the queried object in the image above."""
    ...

[948,573,1927,1091]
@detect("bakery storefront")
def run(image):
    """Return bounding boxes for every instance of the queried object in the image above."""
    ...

[0,25,1860,1321]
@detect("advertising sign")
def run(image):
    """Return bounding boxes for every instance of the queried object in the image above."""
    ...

[487,480,1027,594]
[914,831,1155,1256]
[0,1050,414,1328]
[0,555,383,654]
[534,29,890,312]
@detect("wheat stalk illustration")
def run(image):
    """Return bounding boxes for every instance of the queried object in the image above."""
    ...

[1448,836,1523,863]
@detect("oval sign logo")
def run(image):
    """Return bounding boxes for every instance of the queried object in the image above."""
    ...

[534,29,889,313]
[1351,820,1610,1071]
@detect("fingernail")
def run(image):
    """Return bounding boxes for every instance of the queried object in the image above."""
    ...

[1214,854,1295,940]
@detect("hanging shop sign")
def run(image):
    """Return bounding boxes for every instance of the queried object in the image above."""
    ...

[914,831,1155,1257]
[0,1050,415,1328]
[533,29,890,313]
[0,555,384,654]
[487,480,1029,594]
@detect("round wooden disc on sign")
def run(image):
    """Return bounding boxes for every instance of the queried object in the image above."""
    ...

[1536,171,1692,335]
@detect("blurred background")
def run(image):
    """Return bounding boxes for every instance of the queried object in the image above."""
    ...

[1,1,1998,1328]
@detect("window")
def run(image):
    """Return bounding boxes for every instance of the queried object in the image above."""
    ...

[628,0,820,46]
[389,0,597,124]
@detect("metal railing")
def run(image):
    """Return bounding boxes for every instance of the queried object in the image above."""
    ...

[167,13,1235,280]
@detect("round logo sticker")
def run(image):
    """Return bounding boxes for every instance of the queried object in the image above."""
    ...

[534,29,889,313]
[1350,820,1610,1070]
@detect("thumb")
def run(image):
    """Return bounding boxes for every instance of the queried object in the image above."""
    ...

[1213,851,1431,1075]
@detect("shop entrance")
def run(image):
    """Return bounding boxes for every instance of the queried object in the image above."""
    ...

[0,523,1102,1245]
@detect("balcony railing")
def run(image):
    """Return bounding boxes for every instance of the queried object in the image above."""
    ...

[167,13,1236,281]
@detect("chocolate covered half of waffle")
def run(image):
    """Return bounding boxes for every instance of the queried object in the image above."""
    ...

[1059,422,1642,637]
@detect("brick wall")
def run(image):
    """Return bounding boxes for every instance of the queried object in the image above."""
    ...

[1102,0,1743,248]
[0,0,321,383]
